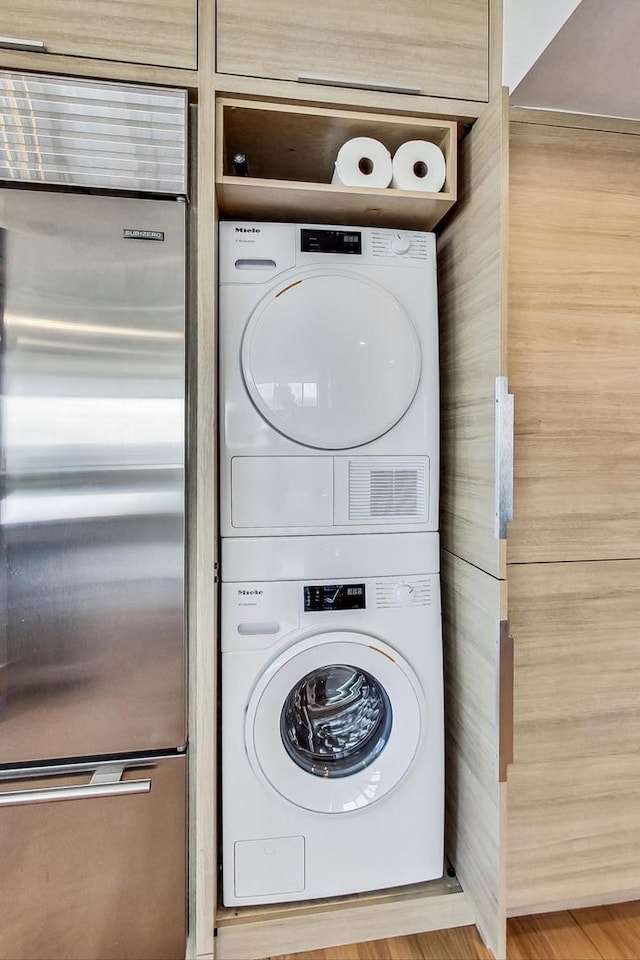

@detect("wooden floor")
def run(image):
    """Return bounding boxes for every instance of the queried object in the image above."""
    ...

[272,901,640,959]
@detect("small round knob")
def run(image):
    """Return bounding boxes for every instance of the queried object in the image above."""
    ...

[394,583,414,604]
[391,234,411,255]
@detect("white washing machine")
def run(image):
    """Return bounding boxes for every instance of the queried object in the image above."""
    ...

[221,532,444,905]
[219,221,439,538]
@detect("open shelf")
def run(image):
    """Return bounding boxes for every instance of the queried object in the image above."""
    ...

[216,98,458,231]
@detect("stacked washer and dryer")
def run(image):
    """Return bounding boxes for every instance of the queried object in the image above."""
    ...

[219,222,444,905]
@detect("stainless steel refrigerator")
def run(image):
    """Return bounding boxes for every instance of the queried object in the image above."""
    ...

[0,187,186,960]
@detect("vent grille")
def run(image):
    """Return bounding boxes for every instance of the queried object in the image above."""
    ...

[348,458,427,523]
[0,71,187,194]
[375,579,432,608]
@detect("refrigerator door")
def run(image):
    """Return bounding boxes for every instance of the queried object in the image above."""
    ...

[0,754,186,960]
[0,189,185,764]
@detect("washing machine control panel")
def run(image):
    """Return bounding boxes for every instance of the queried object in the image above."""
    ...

[304,583,366,612]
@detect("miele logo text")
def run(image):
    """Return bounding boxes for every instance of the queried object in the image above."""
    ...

[238,589,263,595]
[235,227,260,233]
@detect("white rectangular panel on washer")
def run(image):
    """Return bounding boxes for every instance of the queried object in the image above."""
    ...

[225,579,300,652]
[221,531,441,582]
[219,221,440,538]
[234,837,305,898]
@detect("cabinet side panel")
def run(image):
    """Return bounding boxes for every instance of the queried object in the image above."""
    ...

[442,550,507,956]
[508,121,640,563]
[187,4,218,954]
[438,94,508,579]
[507,559,640,911]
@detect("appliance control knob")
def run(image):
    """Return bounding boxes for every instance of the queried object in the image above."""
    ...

[391,234,411,255]
[394,583,414,604]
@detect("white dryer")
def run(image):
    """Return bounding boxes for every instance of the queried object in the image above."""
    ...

[219,222,439,538]
[221,532,444,905]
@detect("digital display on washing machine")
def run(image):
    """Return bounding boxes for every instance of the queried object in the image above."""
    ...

[301,229,362,255]
[304,584,366,611]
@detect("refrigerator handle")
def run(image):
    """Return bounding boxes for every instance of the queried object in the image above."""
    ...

[0,763,151,807]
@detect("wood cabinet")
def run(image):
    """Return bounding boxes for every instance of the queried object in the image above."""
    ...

[508,560,640,911]
[216,0,489,102]
[9,11,633,947]
[0,3,509,959]
[505,119,640,914]
[0,0,197,69]
[438,92,508,580]
[208,94,511,960]
[437,93,510,958]
[439,106,640,928]
[507,121,640,564]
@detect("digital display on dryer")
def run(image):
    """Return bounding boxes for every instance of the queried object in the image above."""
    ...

[304,584,366,611]
[301,229,362,254]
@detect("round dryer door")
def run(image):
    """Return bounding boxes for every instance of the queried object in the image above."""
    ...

[241,273,422,450]
[245,633,424,814]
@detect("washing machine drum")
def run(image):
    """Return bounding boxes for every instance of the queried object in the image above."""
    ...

[241,273,422,450]
[245,633,425,814]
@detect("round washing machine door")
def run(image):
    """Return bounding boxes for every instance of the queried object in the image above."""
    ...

[241,272,422,450]
[245,632,425,813]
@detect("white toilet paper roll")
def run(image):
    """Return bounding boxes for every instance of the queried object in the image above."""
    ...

[391,140,447,193]
[332,137,393,188]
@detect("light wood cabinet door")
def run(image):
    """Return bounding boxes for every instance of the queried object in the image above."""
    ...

[442,550,510,957]
[438,94,510,579]
[508,121,640,563]
[1,0,197,69]
[438,99,512,956]
[507,560,640,912]
[216,0,488,102]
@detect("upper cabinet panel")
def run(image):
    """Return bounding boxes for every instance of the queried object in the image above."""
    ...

[216,0,489,102]
[0,0,197,70]
[508,121,640,563]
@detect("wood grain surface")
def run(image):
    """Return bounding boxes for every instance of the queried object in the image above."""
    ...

[271,924,491,960]
[217,0,488,102]
[218,99,457,186]
[273,900,640,959]
[508,912,601,960]
[442,551,507,957]
[509,560,640,765]
[186,4,218,956]
[571,902,640,960]
[217,178,456,232]
[215,98,457,231]
[1,0,197,69]
[507,120,640,563]
[216,879,471,960]
[438,93,508,579]
[507,559,640,911]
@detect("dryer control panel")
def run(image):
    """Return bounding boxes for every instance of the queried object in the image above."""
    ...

[301,229,362,255]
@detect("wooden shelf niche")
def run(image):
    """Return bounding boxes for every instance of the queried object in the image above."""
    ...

[216,98,458,231]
